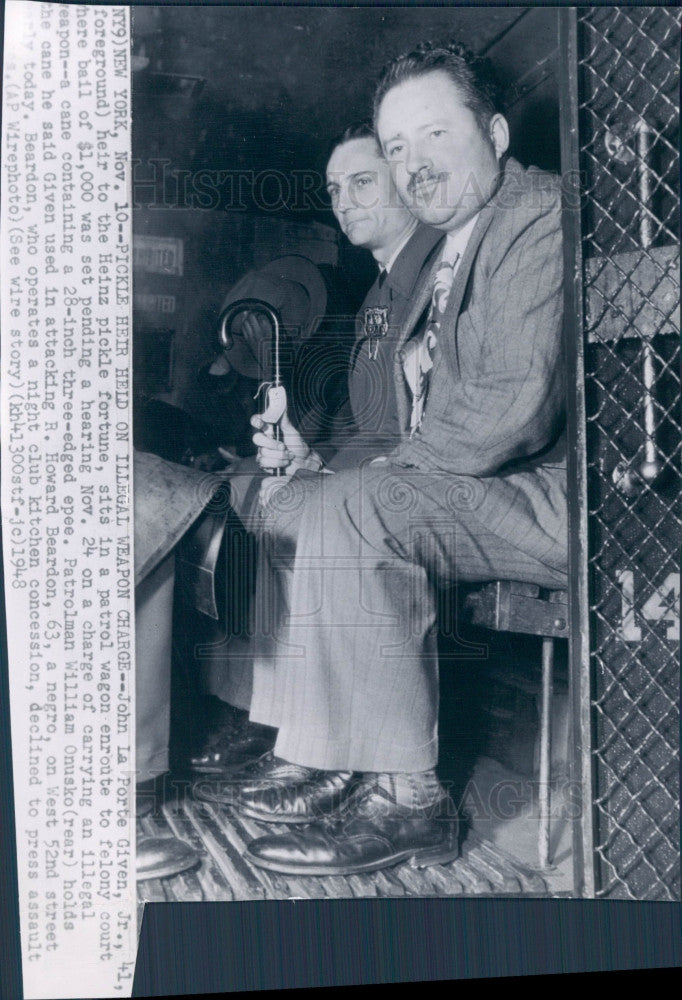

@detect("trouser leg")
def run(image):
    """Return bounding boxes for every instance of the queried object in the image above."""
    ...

[201,464,320,719]
[247,477,318,729]
[198,519,257,712]
[135,552,175,783]
[250,466,441,772]
[250,463,567,773]
[195,461,263,710]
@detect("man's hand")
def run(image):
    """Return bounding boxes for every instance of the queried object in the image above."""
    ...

[251,411,322,476]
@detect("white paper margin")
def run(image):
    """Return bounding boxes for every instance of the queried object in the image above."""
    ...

[1,3,137,997]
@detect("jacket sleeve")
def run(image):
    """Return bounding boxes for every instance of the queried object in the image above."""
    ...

[387,197,565,477]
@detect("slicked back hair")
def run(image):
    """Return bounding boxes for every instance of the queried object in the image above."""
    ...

[325,121,379,171]
[373,40,502,136]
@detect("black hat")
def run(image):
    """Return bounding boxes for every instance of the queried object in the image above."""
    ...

[213,255,328,379]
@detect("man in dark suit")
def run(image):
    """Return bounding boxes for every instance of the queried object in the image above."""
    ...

[324,124,443,468]
[190,123,442,772]
[230,40,567,877]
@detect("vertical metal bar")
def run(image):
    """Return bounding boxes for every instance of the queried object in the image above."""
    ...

[635,120,663,484]
[640,342,659,479]
[636,120,655,250]
[557,6,596,898]
[538,637,554,870]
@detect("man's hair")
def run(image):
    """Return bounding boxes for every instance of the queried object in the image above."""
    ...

[373,40,502,133]
[325,121,378,170]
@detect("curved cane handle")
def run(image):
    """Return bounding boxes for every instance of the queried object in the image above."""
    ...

[217,298,280,355]
[218,298,285,476]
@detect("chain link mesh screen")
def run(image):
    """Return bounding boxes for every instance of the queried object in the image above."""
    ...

[577,6,680,899]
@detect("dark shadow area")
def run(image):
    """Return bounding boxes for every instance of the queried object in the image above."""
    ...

[133,897,682,995]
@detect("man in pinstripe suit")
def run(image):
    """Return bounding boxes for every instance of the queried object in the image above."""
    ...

[228,41,568,876]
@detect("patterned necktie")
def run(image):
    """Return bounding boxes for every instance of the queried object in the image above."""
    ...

[427,253,459,333]
[404,251,460,435]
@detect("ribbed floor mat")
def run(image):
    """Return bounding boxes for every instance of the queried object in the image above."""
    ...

[137,797,550,901]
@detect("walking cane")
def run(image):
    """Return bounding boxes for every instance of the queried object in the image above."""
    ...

[218,298,287,476]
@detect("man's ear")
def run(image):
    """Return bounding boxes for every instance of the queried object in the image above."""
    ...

[489,114,510,159]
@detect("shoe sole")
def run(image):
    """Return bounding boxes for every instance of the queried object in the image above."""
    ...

[191,771,302,807]
[136,855,201,881]
[193,782,242,806]
[189,749,274,777]
[243,841,460,876]
[238,802,331,825]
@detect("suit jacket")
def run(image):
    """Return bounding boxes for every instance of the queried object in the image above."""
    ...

[390,158,565,475]
[387,158,567,570]
[325,225,443,469]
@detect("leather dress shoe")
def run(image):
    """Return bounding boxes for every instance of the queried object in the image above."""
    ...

[244,779,460,875]
[237,758,355,824]
[192,749,287,807]
[192,749,282,807]
[136,836,199,880]
[194,751,354,822]
[189,719,276,775]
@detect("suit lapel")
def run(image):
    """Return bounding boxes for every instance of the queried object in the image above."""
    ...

[393,160,518,437]
[396,250,441,350]
[444,209,494,326]
[439,206,496,375]
[393,202,498,434]
[393,251,442,434]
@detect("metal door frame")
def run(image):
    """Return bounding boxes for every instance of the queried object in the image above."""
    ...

[558,5,597,899]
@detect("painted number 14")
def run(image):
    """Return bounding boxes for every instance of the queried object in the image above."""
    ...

[617,570,680,642]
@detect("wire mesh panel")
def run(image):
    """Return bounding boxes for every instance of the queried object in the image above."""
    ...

[577,6,680,899]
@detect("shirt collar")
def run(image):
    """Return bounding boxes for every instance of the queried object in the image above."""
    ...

[381,221,419,276]
[441,212,480,266]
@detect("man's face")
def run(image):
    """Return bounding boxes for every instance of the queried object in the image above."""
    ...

[376,70,509,231]
[325,136,415,252]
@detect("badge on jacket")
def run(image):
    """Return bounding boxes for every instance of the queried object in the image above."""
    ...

[363,306,389,359]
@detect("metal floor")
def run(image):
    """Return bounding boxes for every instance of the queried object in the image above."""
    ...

[137,794,552,902]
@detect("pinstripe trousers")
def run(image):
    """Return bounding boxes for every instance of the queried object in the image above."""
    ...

[244,459,567,773]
